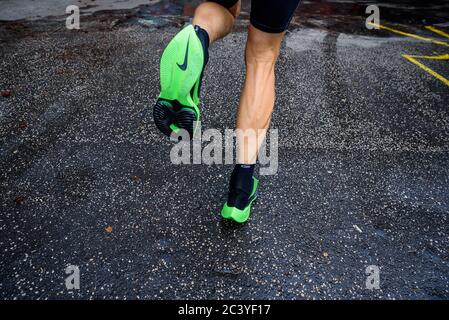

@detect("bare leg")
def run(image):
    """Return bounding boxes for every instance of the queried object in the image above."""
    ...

[236,24,285,164]
[192,1,240,43]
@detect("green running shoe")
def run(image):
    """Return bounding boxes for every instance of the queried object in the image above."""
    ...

[153,24,206,139]
[221,177,259,223]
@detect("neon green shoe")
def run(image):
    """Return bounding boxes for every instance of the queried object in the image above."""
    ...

[221,177,259,223]
[153,25,206,138]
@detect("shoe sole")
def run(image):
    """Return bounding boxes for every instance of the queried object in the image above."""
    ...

[154,25,204,138]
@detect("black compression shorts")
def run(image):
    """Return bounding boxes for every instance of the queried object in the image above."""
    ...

[207,0,301,33]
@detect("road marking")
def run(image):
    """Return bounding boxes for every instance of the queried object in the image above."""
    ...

[369,22,449,87]
[368,22,449,47]
[402,54,449,87]
[425,26,449,39]
[404,54,449,60]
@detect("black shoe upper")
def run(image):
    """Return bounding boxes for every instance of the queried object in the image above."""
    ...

[227,164,255,210]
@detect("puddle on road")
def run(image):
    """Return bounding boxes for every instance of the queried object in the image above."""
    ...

[0,0,197,21]
[1,0,448,28]
[298,0,449,25]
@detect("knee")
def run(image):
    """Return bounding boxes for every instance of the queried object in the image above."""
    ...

[245,42,280,65]
[245,27,282,63]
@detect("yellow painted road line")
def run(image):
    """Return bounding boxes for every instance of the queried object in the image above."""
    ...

[402,54,449,87]
[406,54,449,60]
[425,26,449,39]
[368,22,449,47]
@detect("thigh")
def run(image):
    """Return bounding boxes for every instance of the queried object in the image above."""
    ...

[250,0,301,33]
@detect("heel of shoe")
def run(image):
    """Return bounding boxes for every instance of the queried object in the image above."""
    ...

[153,100,175,137]
[153,100,198,139]
[176,107,198,138]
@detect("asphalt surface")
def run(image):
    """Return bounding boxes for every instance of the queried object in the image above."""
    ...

[1,1,449,299]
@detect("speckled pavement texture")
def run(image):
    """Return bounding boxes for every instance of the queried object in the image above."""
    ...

[0,12,448,299]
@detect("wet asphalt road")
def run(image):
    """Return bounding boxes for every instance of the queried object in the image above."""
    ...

[1,2,449,299]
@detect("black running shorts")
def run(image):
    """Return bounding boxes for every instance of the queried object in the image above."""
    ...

[207,0,301,33]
